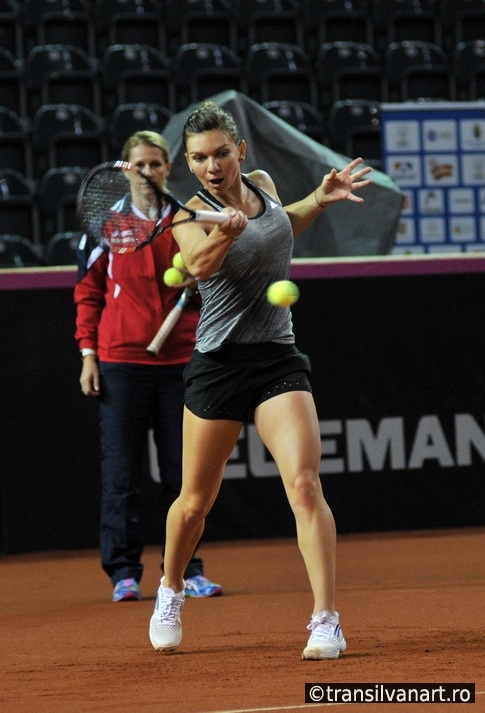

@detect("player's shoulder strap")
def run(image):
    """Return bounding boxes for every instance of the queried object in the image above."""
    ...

[196,188,223,211]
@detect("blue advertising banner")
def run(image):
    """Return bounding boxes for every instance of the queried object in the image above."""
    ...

[381,102,485,254]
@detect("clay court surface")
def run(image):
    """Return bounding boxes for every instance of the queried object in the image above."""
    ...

[2,527,484,713]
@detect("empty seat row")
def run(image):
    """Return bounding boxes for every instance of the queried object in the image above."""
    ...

[2,98,326,182]
[0,102,175,180]
[0,166,89,247]
[4,0,485,61]
[1,94,388,184]
[2,39,484,124]
[0,232,81,268]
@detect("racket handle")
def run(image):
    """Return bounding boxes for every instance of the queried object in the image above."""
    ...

[146,308,182,356]
[194,210,230,224]
[147,288,193,356]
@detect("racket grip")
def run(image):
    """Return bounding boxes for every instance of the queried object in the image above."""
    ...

[194,210,228,224]
[146,308,183,356]
[146,287,193,356]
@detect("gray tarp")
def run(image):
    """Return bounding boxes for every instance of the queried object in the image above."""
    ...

[162,90,404,257]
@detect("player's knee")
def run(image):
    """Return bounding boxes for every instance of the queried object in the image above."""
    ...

[181,496,210,524]
[287,469,321,511]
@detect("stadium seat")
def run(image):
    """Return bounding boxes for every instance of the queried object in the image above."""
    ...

[172,43,242,110]
[0,233,42,267]
[315,41,384,108]
[100,44,175,114]
[164,0,239,56]
[45,231,83,266]
[26,45,101,115]
[384,40,454,102]
[245,42,317,107]
[0,46,26,117]
[441,0,485,49]
[0,169,40,245]
[236,0,304,51]
[94,0,165,55]
[453,40,485,101]
[328,99,382,168]
[0,106,33,179]
[38,166,89,242]
[108,103,173,157]
[32,104,107,176]
[371,0,442,53]
[24,0,96,57]
[304,0,373,57]
[263,100,324,143]
[0,0,23,58]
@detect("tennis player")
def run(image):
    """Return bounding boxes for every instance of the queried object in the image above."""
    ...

[148,103,372,658]
[74,130,223,602]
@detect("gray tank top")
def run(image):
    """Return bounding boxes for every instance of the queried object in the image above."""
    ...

[194,176,295,353]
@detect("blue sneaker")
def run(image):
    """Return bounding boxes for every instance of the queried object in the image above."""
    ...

[112,577,141,602]
[184,575,223,598]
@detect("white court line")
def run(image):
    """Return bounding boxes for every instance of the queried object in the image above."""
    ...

[212,705,344,712]
[211,690,485,713]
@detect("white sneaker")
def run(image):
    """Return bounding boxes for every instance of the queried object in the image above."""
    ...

[302,610,347,660]
[149,577,185,652]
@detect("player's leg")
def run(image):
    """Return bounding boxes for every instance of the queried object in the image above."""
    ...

[149,408,241,651]
[163,407,242,592]
[153,365,221,595]
[254,389,336,613]
[254,390,346,659]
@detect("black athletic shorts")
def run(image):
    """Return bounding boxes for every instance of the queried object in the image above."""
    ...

[183,341,312,421]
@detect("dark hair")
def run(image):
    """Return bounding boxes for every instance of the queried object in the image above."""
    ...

[121,131,171,164]
[182,102,241,150]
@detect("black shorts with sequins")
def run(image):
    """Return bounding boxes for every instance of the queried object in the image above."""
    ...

[183,341,312,421]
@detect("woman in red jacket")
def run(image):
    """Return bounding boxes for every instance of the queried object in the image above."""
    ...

[74,131,222,602]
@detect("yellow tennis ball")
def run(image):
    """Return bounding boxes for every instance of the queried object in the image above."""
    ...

[172,251,186,270]
[163,267,185,286]
[266,280,299,307]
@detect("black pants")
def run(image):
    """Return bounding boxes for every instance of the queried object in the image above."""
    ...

[98,362,203,586]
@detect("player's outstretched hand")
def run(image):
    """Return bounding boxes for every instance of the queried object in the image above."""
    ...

[319,158,372,205]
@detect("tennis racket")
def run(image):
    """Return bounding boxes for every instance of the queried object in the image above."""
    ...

[76,160,226,254]
[147,287,194,356]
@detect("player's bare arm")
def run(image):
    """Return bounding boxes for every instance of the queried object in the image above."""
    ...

[173,203,247,281]
[285,157,373,236]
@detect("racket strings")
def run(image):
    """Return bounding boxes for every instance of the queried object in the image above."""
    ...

[80,168,163,253]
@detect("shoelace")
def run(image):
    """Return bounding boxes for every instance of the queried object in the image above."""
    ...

[307,612,337,633]
[159,593,183,623]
